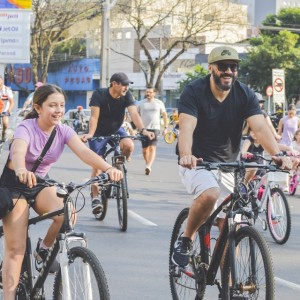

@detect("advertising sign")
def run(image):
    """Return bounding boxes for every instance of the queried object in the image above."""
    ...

[0,0,32,9]
[272,69,285,104]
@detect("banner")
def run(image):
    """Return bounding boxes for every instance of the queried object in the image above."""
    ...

[0,0,32,10]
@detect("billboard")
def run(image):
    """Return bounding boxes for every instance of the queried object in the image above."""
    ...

[0,0,32,9]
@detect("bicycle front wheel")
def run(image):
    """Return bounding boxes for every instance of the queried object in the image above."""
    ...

[267,187,291,244]
[53,246,110,300]
[164,131,176,144]
[0,231,4,297]
[221,226,274,300]
[116,164,128,232]
[169,208,206,300]
[94,190,108,221]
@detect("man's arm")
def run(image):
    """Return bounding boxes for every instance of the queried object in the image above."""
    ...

[161,111,168,129]
[81,106,99,142]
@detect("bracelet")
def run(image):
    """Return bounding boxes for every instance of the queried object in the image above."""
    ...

[105,166,114,172]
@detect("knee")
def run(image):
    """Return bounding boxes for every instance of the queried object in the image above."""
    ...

[6,241,26,258]
[197,188,220,207]
[53,214,64,226]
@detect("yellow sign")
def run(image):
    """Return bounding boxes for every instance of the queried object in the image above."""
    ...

[0,0,32,9]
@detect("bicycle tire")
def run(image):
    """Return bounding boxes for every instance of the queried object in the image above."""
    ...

[0,232,4,297]
[221,226,274,300]
[169,208,206,300]
[267,187,291,244]
[164,131,176,144]
[52,246,110,300]
[116,164,128,232]
[94,190,108,221]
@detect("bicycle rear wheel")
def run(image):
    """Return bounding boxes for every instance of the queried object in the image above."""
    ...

[221,226,274,300]
[0,231,4,297]
[116,164,128,232]
[164,131,176,144]
[53,246,110,300]
[169,208,206,300]
[94,190,108,221]
[267,187,291,244]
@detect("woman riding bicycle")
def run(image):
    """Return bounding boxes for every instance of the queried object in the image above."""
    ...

[0,84,122,300]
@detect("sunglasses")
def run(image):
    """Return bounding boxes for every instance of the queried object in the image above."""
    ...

[215,62,238,72]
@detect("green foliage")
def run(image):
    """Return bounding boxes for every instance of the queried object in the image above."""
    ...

[177,65,208,93]
[54,38,86,56]
[239,7,300,101]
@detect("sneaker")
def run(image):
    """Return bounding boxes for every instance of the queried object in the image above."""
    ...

[34,238,59,273]
[172,233,193,267]
[145,167,151,175]
[92,198,103,214]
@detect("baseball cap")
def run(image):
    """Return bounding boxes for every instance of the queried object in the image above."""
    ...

[35,82,44,88]
[255,92,264,102]
[110,72,133,85]
[208,46,241,64]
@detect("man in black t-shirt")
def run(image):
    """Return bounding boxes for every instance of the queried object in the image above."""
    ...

[172,46,297,268]
[81,72,154,214]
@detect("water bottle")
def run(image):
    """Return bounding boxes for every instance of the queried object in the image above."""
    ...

[257,185,265,200]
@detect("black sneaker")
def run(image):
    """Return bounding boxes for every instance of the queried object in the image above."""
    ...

[172,233,193,267]
[92,198,103,214]
[34,238,59,273]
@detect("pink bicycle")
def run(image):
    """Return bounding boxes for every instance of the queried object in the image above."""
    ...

[289,171,299,195]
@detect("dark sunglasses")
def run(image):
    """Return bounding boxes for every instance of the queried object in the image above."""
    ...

[215,62,238,72]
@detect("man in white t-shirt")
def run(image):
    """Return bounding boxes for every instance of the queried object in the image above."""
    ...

[0,75,14,141]
[138,87,168,174]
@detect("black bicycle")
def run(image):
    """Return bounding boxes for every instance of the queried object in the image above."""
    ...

[0,174,111,299]
[90,134,146,232]
[169,161,278,300]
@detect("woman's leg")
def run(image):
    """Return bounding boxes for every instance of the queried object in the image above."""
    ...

[2,198,29,300]
[33,186,64,247]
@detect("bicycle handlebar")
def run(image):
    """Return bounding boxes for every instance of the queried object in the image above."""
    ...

[90,133,147,142]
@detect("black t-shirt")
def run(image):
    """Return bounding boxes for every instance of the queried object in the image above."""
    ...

[177,75,262,162]
[89,88,135,136]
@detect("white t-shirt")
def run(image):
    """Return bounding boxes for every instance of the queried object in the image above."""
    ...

[0,85,13,112]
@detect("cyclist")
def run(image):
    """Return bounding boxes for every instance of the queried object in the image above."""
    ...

[171,46,298,268]
[22,81,44,112]
[0,75,14,141]
[73,105,87,132]
[81,72,154,214]
[0,84,123,299]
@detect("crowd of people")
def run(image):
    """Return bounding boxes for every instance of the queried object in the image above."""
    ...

[0,45,299,298]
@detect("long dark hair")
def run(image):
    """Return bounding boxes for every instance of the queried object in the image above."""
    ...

[24,84,66,120]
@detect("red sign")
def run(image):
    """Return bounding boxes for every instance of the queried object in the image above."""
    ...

[274,78,284,93]
[266,86,273,96]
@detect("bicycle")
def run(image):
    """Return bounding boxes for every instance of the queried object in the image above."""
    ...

[164,121,179,144]
[0,173,111,299]
[169,161,277,300]
[90,134,146,232]
[246,154,291,244]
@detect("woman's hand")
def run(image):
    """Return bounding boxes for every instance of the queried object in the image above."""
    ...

[15,168,37,188]
[106,167,123,181]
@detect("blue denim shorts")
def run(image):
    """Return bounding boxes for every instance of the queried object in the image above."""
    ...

[88,127,128,156]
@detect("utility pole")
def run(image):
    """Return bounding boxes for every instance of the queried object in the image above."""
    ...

[100,0,117,88]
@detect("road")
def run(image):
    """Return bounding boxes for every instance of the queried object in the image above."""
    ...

[1,138,300,299]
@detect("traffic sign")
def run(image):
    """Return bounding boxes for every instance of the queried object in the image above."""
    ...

[266,86,273,96]
[272,69,285,104]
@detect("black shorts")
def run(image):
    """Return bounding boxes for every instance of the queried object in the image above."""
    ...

[141,129,160,148]
[0,166,48,207]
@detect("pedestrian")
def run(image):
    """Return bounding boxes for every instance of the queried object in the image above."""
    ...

[73,105,86,132]
[171,45,298,268]
[0,84,123,299]
[277,104,300,146]
[81,72,154,214]
[290,129,300,152]
[0,75,14,141]
[22,81,44,111]
[137,87,168,175]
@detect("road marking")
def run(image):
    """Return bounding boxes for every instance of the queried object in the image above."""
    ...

[275,277,300,291]
[128,210,158,226]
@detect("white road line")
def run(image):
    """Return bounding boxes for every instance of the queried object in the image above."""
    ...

[275,277,300,291]
[128,210,158,226]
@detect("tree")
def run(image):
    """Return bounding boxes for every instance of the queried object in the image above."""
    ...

[239,8,300,101]
[29,0,98,84]
[111,0,247,91]
[177,65,208,93]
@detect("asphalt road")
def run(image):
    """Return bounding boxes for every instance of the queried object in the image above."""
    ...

[1,137,300,299]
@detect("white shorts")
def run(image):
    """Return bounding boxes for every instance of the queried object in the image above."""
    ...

[178,166,235,217]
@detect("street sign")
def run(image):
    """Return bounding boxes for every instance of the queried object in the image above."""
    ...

[272,69,285,104]
[266,86,273,96]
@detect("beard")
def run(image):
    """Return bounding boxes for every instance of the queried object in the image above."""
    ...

[212,68,237,91]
